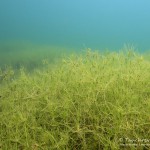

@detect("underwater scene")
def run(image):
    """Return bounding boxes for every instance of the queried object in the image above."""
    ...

[0,0,150,149]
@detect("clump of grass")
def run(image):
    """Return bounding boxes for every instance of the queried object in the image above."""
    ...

[0,49,150,149]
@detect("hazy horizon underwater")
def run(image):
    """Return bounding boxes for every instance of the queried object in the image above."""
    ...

[0,0,150,150]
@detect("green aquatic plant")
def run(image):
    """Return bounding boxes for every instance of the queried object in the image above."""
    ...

[0,66,14,84]
[0,49,150,149]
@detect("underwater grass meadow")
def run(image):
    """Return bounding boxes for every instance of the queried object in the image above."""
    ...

[0,48,150,149]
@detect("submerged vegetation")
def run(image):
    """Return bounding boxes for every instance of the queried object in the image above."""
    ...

[0,48,150,149]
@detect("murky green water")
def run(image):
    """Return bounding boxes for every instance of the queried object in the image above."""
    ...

[0,0,150,67]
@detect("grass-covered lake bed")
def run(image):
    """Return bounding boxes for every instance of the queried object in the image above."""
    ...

[0,45,150,149]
